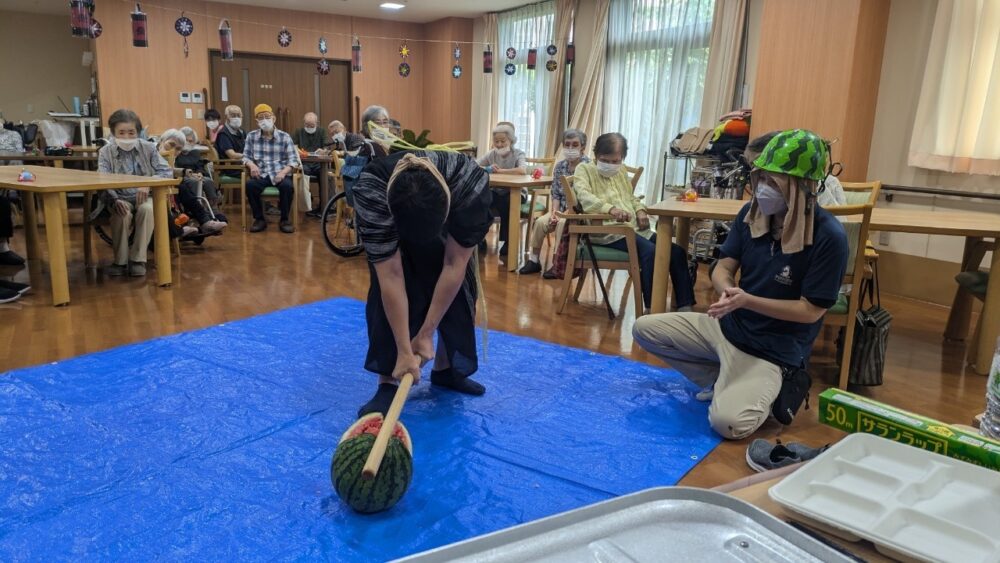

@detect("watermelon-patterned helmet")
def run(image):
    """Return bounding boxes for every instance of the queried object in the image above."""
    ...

[753,129,829,181]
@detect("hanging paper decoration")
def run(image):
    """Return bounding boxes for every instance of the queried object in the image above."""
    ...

[398,40,411,78]
[453,46,462,60]
[398,62,411,78]
[318,37,328,55]
[546,44,557,56]
[69,0,94,38]
[452,65,462,79]
[317,59,330,75]
[504,63,516,76]
[452,43,462,79]
[277,27,292,47]
[131,3,148,48]
[483,45,493,74]
[175,13,193,58]
[219,19,234,61]
[352,37,362,72]
[566,43,575,65]
[399,41,410,59]
[506,47,516,59]
[546,60,557,72]
[527,48,537,70]
[90,19,103,39]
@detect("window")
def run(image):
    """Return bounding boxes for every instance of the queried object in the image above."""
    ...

[604,0,715,200]
[497,1,556,158]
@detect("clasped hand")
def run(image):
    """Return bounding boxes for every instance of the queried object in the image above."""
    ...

[707,287,747,319]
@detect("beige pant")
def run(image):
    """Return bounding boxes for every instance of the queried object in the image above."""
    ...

[528,211,565,254]
[632,312,782,440]
[109,199,154,265]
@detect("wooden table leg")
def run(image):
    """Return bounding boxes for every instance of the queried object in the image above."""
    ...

[20,190,40,261]
[152,187,172,287]
[651,216,674,314]
[945,236,984,341]
[507,187,520,271]
[40,193,70,306]
[52,160,70,226]
[972,238,1000,375]
[82,192,94,268]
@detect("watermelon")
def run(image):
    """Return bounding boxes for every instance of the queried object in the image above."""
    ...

[330,414,413,513]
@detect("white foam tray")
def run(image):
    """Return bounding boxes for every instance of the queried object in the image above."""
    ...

[769,433,1000,563]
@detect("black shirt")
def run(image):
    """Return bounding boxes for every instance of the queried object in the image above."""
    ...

[215,127,245,159]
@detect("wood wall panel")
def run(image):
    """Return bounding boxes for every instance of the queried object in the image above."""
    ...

[749,0,889,182]
[93,0,469,137]
[422,18,474,143]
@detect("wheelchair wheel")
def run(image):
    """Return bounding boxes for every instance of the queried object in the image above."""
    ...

[321,191,364,257]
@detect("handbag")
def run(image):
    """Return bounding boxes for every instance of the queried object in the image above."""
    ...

[848,263,892,386]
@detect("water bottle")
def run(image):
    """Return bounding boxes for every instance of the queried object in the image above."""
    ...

[983,337,1000,440]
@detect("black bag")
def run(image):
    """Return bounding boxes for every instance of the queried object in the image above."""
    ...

[771,366,812,425]
[848,264,892,385]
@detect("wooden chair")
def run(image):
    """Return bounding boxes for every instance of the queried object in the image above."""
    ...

[839,181,881,277]
[556,175,642,318]
[240,166,302,231]
[213,158,246,223]
[625,165,645,192]
[821,201,875,388]
[526,157,556,176]
[949,240,992,363]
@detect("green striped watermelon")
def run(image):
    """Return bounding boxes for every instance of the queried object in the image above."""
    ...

[330,414,413,513]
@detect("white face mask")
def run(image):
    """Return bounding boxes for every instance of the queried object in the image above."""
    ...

[332,133,345,143]
[497,147,511,157]
[182,142,195,153]
[346,149,360,157]
[304,126,317,134]
[755,182,788,216]
[596,161,620,178]
[372,129,390,142]
[115,137,139,151]
[205,120,219,130]
[563,148,581,161]
[228,117,242,129]
[258,119,274,132]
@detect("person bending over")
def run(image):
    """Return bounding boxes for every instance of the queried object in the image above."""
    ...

[632,129,848,439]
[352,150,493,416]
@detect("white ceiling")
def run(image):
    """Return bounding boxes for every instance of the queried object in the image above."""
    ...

[3,0,535,23]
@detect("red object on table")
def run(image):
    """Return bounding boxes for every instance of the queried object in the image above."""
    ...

[531,168,543,180]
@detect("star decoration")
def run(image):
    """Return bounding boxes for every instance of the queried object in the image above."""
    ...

[90,19,102,38]
[399,43,410,58]
[278,28,292,47]
[546,60,558,72]
[452,65,462,78]
[506,47,516,59]
[317,59,330,75]
[398,62,411,78]
[504,63,516,75]
[174,16,193,37]
[453,46,461,60]
[318,37,328,55]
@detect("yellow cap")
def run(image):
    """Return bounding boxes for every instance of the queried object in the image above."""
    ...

[253,103,273,117]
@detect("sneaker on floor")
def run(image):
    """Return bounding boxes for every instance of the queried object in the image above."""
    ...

[783,441,830,462]
[0,286,21,303]
[518,260,542,275]
[279,220,295,234]
[129,262,146,277]
[249,219,268,233]
[0,250,25,266]
[746,439,801,472]
[107,263,128,277]
[695,385,714,402]
[180,225,200,239]
[200,220,227,235]
[0,279,30,294]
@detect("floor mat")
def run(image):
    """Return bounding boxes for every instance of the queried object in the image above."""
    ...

[0,297,720,561]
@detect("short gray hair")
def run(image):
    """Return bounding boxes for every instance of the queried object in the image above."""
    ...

[491,122,517,144]
[562,128,587,147]
[361,105,389,137]
[158,128,186,149]
[179,126,198,144]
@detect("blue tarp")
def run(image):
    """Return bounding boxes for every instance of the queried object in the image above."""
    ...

[0,297,720,561]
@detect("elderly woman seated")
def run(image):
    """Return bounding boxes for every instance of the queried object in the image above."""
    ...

[159,128,227,235]
[573,132,695,312]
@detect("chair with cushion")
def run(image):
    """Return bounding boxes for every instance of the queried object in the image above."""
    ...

[555,175,642,319]
[955,265,990,363]
[240,166,302,232]
[213,158,246,227]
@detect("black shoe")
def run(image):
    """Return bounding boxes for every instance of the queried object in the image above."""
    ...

[542,268,560,280]
[249,218,267,233]
[358,383,399,417]
[0,279,31,294]
[431,368,486,396]
[265,203,281,216]
[518,260,542,275]
[305,209,322,219]
[0,250,25,266]
[279,220,295,234]
[0,287,21,304]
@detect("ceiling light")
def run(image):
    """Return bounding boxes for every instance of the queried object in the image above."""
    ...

[380,2,405,9]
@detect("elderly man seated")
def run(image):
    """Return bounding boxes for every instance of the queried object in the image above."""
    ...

[292,112,331,178]
[243,103,300,234]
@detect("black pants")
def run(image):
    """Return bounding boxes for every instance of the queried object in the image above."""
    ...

[302,162,323,178]
[365,237,479,379]
[601,234,695,309]
[0,193,12,239]
[246,176,293,221]
[177,178,213,224]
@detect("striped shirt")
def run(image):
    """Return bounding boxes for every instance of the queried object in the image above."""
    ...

[242,129,300,179]
[353,151,492,263]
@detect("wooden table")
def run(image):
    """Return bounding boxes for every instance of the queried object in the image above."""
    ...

[0,165,179,306]
[1,151,102,224]
[729,477,890,562]
[489,174,553,270]
[301,154,333,210]
[645,198,1000,374]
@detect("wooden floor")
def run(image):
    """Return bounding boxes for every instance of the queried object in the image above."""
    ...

[0,215,988,488]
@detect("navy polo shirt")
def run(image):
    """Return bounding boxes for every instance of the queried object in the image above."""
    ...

[215,127,245,158]
[718,203,848,368]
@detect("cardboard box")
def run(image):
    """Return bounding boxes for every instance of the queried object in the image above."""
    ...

[819,389,1000,472]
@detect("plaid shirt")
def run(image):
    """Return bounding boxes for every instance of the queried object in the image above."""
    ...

[551,156,589,212]
[242,129,300,179]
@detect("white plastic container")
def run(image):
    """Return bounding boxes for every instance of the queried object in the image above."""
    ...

[770,433,1000,563]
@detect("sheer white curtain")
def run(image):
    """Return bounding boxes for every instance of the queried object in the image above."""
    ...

[909,0,1000,175]
[604,0,715,202]
[498,1,556,158]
